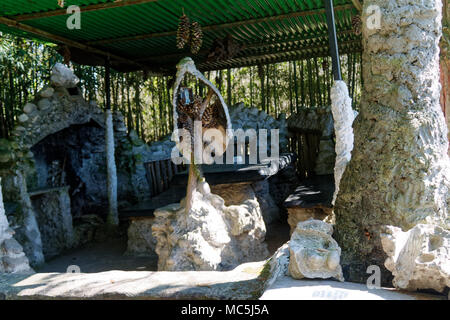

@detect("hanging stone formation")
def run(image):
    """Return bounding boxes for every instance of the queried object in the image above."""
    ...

[151,57,269,271]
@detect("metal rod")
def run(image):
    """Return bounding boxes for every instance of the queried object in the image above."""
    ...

[324,0,342,81]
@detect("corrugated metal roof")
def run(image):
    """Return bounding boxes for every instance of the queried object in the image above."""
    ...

[0,0,361,73]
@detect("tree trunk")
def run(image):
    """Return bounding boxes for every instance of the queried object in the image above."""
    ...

[258,65,265,112]
[227,68,232,106]
[334,0,450,284]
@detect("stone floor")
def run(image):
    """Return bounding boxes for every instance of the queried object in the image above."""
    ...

[36,237,158,273]
[37,219,290,273]
[2,219,445,300]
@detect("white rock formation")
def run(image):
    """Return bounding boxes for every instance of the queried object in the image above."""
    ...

[50,63,79,88]
[381,224,450,293]
[152,181,269,271]
[330,81,355,205]
[288,219,344,281]
[0,179,33,273]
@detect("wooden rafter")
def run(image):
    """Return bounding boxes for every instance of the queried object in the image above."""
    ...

[198,40,361,70]
[0,16,150,70]
[136,29,356,62]
[8,0,159,22]
[198,43,362,71]
[86,4,354,45]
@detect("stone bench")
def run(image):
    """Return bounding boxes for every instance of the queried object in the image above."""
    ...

[283,174,335,234]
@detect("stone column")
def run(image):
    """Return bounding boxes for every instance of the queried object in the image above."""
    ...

[105,109,119,226]
[334,0,450,283]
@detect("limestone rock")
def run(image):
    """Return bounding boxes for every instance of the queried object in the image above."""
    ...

[50,63,79,88]
[152,181,269,271]
[30,187,74,260]
[288,219,344,281]
[18,114,29,123]
[330,81,355,205]
[23,103,37,114]
[0,178,33,274]
[381,224,450,293]
[334,0,450,283]
[126,217,157,256]
[40,87,54,98]
[37,98,52,111]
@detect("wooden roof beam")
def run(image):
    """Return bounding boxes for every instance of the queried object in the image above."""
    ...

[197,40,361,70]
[137,29,356,62]
[197,45,362,71]
[86,4,354,45]
[8,0,159,22]
[0,16,150,71]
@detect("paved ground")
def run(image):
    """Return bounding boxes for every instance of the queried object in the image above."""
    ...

[260,276,447,300]
[36,237,158,273]
[36,220,290,273]
[2,219,445,300]
[0,261,267,300]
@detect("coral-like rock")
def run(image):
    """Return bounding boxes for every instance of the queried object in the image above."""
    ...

[0,178,33,274]
[288,219,344,281]
[152,181,269,271]
[50,63,79,88]
[381,224,450,293]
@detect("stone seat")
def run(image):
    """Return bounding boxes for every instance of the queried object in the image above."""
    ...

[283,174,335,234]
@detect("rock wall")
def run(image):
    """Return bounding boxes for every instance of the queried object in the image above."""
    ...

[228,103,289,153]
[0,178,33,274]
[334,0,450,283]
[0,63,159,265]
[30,187,74,260]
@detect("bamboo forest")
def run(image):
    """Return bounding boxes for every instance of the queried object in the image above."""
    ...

[0,33,362,142]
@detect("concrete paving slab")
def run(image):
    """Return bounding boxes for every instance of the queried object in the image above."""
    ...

[259,276,446,300]
[0,261,267,300]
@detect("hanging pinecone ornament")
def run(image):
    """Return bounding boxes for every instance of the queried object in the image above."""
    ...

[177,14,191,49]
[202,99,220,129]
[190,21,203,54]
[352,15,362,36]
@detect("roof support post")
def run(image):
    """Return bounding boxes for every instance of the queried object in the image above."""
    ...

[105,57,119,226]
[324,0,342,81]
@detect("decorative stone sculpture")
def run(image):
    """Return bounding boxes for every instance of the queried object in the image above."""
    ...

[151,58,269,270]
[0,178,33,273]
[152,180,268,271]
[381,224,450,293]
[288,219,344,281]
